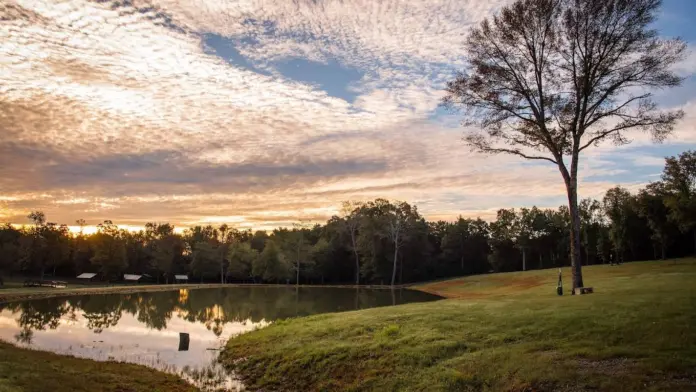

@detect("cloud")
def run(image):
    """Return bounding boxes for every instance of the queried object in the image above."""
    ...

[1,0,695,229]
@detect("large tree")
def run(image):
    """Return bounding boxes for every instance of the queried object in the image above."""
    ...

[227,242,259,282]
[190,241,219,281]
[217,224,229,284]
[442,0,685,290]
[660,150,696,255]
[91,220,127,280]
[252,240,288,283]
[146,222,181,283]
[282,222,313,286]
[603,187,633,263]
[579,198,604,264]
[341,201,363,285]
[636,182,675,259]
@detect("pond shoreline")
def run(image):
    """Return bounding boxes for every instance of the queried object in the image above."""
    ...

[0,282,439,392]
[0,282,421,304]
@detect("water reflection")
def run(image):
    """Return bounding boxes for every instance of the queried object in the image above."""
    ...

[0,287,440,391]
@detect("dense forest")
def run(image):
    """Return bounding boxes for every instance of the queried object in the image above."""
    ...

[1,150,693,286]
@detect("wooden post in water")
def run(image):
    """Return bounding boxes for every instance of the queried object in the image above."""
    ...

[179,333,190,351]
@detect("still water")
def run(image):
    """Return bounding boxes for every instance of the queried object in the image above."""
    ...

[0,287,441,390]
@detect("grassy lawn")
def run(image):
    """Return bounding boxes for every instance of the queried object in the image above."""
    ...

[0,342,197,392]
[220,259,696,392]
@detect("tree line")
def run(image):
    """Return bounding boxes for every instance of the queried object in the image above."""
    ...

[0,150,693,286]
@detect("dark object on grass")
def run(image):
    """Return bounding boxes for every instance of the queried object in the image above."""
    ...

[557,269,563,296]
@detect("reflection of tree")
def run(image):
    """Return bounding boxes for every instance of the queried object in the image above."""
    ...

[135,291,178,330]
[5,288,440,343]
[79,295,124,333]
[204,305,225,337]
[174,286,439,328]
[178,290,232,336]
[14,327,34,344]
[14,298,70,332]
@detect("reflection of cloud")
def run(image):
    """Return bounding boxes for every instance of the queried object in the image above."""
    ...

[1,0,695,228]
[0,309,259,368]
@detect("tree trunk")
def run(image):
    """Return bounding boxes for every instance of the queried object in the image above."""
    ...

[460,236,465,271]
[353,248,360,285]
[351,233,360,285]
[296,246,301,286]
[561,162,584,291]
[294,286,299,316]
[399,254,403,284]
[522,248,526,271]
[391,241,399,287]
[661,243,666,260]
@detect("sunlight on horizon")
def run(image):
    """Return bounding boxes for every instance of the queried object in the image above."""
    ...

[1,0,694,230]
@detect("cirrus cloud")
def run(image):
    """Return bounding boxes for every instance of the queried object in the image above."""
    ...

[1,0,694,230]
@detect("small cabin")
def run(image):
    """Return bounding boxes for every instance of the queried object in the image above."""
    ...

[174,274,189,284]
[123,274,144,283]
[76,272,98,283]
[77,272,98,284]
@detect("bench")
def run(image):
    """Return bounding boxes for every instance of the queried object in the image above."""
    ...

[23,280,68,288]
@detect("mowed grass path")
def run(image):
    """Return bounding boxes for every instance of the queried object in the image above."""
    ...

[221,259,696,392]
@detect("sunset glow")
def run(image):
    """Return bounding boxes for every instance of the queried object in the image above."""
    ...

[1,0,695,230]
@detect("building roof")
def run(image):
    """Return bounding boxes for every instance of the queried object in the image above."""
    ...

[123,274,142,281]
[77,273,97,279]
[174,275,188,280]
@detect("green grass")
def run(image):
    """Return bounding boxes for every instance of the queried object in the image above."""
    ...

[0,342,197,392]
[220,259,696,392]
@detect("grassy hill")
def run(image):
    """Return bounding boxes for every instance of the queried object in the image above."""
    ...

[221,259,696,391]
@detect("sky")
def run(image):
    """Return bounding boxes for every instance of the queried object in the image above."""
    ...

[1,0,695,231]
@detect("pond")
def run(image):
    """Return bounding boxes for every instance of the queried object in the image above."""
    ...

[0,287,441,390]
